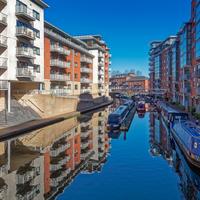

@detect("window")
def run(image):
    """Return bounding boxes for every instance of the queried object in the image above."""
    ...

[33,10,40,20]
[75,85,78,90]
[74,73,78,79]
[75,51,78,56]
[34,65,40,73]
[75,62,78,67]
[33,47,40,55]
[34,30,40,38]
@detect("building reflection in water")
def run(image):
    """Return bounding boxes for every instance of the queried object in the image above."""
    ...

[0,108,111,200]
[149,112,200,200]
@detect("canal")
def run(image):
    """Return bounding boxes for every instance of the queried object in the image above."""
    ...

[0,106,199,199]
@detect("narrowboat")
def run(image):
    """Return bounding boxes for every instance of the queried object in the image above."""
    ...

[159,103,180,126]
[137,101,145,112]
[107,105,129,129]
[171,115,200,168]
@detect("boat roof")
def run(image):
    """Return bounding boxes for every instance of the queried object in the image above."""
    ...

[174,121,200,138]
[160,103,178,113]
[112,106,128,115]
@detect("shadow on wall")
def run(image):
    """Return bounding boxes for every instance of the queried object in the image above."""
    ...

[77,93,109,112]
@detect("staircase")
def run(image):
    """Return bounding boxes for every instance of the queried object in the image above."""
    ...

[0,100,41,127]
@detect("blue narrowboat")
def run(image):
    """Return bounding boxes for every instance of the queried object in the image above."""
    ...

[171,115,200,168]
[107,105,129,129]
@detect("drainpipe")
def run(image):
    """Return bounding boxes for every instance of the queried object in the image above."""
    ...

[72,50,75,96]
[7,81,11,113]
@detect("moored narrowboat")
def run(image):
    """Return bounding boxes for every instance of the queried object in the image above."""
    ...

[171,116,200,168]
[107,105,129,129]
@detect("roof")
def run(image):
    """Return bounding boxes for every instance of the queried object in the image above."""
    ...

[31,0,49,8]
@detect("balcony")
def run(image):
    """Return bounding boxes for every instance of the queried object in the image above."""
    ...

[80,78,92,84]
[196,69,200,78]
[50,74,70,82]
[196,87,200,96]
[16,67,35,79]
[0,35,7,49]
[98,52,104,58]
[184,87,191,94]
[80,56,93,64]
[0,80,8,90]
[0,13,7,27]
[50,143,71,157]
[16,47,35,59]
[16,5,35,21]
[81,67,92,73]
[50,45,70,56]
[81,141,90,149]
[80,88,92,94]
[99,61,104,67]
[16,26,35,40]
[0,57,7,69]
[50,59,70,68]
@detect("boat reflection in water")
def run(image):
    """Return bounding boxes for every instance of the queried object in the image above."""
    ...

[0,108,110,200]
[149,112,200,200]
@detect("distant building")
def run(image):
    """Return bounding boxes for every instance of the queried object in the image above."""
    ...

[110,73,149,95]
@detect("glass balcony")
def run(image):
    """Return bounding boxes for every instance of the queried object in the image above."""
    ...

[16,26,35,40]
[16,47,35,59]
[80,78,92,83]
[0,35,7,48]
[50,59,70,68]
[16,5,35,21]
[0,57,7,69]
[80,56,93,64]
[0,80,8,90]
[16,67,35,79]
[50,45,70,56]
[80,67,92,73]
[50,74,70,82]
[0,13,7,27]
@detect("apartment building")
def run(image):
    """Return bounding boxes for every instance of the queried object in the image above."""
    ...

[0,0,48,112]
[149,0,200,112]
[110,72,149,95]
[44,22,94,97]
[74,35,111,97]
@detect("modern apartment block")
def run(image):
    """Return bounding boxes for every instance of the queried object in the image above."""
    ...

[44,22,94,97]
[0,0,48,112]
[74,35,111,97]
[149,0,200,112]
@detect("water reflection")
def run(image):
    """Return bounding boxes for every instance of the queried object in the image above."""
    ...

[0,108,110,200]
[149,112,200,200]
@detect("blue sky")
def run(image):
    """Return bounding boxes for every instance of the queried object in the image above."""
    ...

[44,0,190,76]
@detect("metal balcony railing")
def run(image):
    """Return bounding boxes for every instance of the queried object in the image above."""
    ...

[16,26,35,40]
[0,35,7,47]
[81,78,92,83]
[0,12,7,26]
[16,67,34,78]
[16,5,35,21]
[0,57,7,69]
[50,74,70,81]
[16,47,35,58]
[50,45,70,56]
[50,59,70,68]
[80,67,92,73]
[80,56,93,64]
[0,80,8,90]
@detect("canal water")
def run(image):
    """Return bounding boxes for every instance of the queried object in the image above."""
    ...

[0,107,199,199]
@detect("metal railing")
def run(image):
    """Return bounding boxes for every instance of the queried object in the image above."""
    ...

[50,45,70,55]
[16,67,34,78]
[16,26,35,39]
[50,74,70,81]
[16,47,34,57]
[80,67,92,73]
[0,57,7,69]
[0,80,8,90]
[0,12,7,25]
[80,88,92,94]
[50,59,70,68]
[80,56,93,64]
[16,5,34,20]
[80,78,92,83]
[0,35,7,46]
